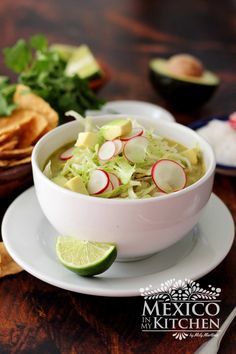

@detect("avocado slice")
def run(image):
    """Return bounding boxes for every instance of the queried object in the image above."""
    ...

[65,176,88,195]
[149,58,219,110]
[101,119,132,140]
[75,132,98,149]
[182,148,198,165]
[52,175,68,187]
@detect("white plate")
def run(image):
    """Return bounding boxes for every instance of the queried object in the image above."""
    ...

[2,188,234,297]
[86,100,175,123]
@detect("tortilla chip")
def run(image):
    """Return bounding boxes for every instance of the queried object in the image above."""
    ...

[0,110,34,136]
[14,84,58,129]
[0,242,23,277]
[0,160,8,167]
[0,137,18,152]
[0,156,31,167]
[0,86,58,170]
[0,146,33,159]
[8,156,31,167]
[0,129,21,146]
[17,111,48,148]
[0,132,16,144]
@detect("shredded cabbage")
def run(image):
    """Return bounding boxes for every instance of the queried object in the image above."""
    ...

[47,117,203,198]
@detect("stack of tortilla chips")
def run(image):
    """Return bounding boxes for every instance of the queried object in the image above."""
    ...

[0,242,22,278]
[0,84,58,168]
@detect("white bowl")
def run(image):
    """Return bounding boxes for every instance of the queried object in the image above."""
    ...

[32,115,216,261]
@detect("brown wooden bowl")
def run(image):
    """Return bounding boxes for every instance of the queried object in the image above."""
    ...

[0,163,33,199]
[88,61,110,92]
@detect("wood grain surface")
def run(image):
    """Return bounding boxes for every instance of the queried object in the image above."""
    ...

[0,0,235,353]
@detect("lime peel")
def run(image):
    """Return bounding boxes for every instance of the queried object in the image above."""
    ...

[56,236,117,277]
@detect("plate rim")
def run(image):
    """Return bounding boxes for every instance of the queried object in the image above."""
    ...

[2,187,235,297]
[101,99,176,122]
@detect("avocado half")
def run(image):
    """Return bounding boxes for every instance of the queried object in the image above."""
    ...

[149,59,220,110]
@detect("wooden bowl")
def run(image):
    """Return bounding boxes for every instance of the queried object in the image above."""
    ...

[89,61,110,92]
[0,163,33,199]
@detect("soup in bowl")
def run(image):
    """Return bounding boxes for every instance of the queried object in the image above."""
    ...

[32,114,215,261]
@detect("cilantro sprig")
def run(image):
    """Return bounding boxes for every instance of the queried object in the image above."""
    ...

[0,76,17,116]
[2,34,104,119]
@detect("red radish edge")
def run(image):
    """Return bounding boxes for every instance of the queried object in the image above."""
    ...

[229,113,236,130]
[98,141,116,161]
[87,169,109,195]
[113,139,123,155]
[108,172,121,189]
[229,121,236,130]
[97,173,122,194]
[120,128,144,141]
[60,147,74,161]
[151,159,187,193]
[229,112,236,121]
[102,181,113,193]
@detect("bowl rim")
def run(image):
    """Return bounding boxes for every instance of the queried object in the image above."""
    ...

[32,115,216,204]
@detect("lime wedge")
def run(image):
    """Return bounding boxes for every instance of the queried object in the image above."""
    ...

[56,236,117,276]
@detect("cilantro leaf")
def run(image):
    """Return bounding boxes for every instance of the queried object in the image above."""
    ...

[0,76,9,89]
[0,94,16,116]
[3,39,32,73]
[30,34,48,51]
[0,80,17,117]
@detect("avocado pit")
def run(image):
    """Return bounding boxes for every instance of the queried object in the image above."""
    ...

[167,54,204,78]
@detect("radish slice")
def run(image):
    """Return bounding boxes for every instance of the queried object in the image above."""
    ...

[151,159,186,193]
[60,147,74,160]
[103,181,114,193]
[87,169,109,195]
[113,139,123,155]
[121,128,144,141]
[98,141,116,161]
[123,136,148,163]
[229,112,236,130]
[108,172,121,189]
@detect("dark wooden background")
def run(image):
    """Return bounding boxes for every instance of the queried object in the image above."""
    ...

[0,0,235,353]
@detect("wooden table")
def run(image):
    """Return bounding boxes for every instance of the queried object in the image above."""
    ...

[0,1,235,353]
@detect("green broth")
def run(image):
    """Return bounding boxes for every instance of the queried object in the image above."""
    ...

[49,142,74,176]
[45,137,205,198]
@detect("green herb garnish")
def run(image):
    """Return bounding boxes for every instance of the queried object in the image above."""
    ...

[3,34,104,120]
[0,76,17,116]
